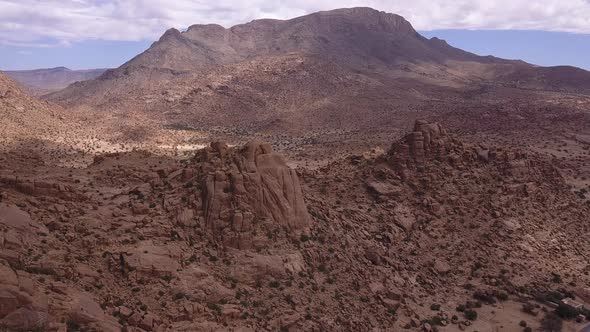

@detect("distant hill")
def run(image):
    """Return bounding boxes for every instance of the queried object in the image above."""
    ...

[4,67,107,95]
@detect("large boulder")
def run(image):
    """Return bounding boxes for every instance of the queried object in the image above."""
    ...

[0,307,48,331]
[66,291,121,332]
[0,260,48,330]
[120,242,182,277]
[0,204,49,250]
[229,252,306,285]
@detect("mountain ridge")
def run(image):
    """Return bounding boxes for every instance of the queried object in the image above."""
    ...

[114,7,512,73]
[4,67,108,95]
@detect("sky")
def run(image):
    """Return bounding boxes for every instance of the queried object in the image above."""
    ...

[1,0,590,70]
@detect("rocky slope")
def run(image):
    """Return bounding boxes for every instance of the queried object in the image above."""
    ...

[1,121,588,331]
[0,72,68,145]
[4,67,107,95]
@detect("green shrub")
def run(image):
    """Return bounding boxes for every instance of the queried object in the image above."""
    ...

[464,309,478,321]
[495,291,509,301]
[207,302,221,314]
[555,303,578,319]
[522,302,537,316]
[540,313,562,332]
[66,319,81,332]
[473,290,496,304]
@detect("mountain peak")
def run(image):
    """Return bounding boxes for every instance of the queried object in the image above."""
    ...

[306,7,416,33]
[158,28,182,42]
[185,23,225,33]
[315,6,400,19]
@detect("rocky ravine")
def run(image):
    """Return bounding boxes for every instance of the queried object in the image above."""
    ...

[0,122,589,331]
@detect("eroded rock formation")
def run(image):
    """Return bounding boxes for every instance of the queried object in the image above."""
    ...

[387,120,542,181]
[195,141,311,248]
[388,120,451,171]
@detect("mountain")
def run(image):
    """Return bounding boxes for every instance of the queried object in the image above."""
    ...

[46,7,590,137]
[4,67,107,95]
[117,7,505,72]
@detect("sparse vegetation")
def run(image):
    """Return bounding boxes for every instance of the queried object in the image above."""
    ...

[540,313,563,332]
[464,309,478,321]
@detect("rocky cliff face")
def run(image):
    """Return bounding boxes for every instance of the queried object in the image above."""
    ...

[196,141,310,248]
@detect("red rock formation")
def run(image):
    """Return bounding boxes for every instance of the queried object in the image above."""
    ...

[388,120,453,178]
[390,120,449,162]
[0,177,82,201]
[196,141,311,248]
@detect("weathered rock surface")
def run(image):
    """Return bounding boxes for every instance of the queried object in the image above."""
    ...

[0,204,49,245]
[0,118,589,331]
[197,141,311,248]
[386,120,547,185]
[0,307,48,331]
[388,120,451,172]
[393,204,416,232]
[0,259,49,330]
[121,242,182,277]
[0,177,80,200]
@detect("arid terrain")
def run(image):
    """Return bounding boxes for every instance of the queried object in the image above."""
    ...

[1,7,590,332]
[4,68,107,95]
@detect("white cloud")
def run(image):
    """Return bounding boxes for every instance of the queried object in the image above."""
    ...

[0,0,589,47]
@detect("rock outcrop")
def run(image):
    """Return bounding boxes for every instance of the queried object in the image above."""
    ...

[195,141,310,248]
[0,204,49,250]
[0,259,49,331]
[386,120,544,181]
[0,177,81,201]
[388,120,451,170]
